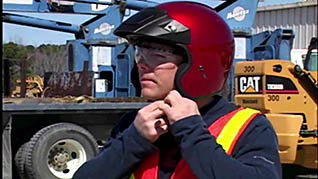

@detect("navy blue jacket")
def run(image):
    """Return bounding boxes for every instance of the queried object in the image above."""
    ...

[73,96,282,179]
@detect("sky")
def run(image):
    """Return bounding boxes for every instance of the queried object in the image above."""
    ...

[2,0,301,47]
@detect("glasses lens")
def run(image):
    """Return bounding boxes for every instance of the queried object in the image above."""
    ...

[134,46,181,68]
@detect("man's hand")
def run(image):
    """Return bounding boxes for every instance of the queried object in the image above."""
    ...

[159,90,200,125]
[134,101,169,143]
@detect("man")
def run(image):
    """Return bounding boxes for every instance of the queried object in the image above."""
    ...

[74,1,282,179]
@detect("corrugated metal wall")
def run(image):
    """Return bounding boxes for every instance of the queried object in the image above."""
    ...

[252,1,317,49]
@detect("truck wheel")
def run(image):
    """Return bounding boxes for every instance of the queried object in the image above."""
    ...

[14,142,29,179]
[24,123,99,179]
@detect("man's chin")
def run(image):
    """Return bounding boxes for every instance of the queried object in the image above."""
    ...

[141,89,166,101]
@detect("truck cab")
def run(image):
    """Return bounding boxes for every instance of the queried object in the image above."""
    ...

[304,37,318,72]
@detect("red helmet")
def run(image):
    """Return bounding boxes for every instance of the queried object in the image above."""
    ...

[114,1,234,99]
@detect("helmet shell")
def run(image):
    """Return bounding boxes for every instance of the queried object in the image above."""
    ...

[115,1,234,99]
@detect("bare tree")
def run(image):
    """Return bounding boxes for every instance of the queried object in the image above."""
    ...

[29,45,67,76]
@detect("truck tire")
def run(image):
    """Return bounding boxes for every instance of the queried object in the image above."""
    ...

[24,122,99,179]
[14,142,29,179]
[296,175,318,179]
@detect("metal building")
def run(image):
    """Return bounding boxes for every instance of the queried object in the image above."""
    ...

[253,0,317,49]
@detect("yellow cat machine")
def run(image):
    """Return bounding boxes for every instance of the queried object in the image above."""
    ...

[234,37,317,178]
[11,75,44,97]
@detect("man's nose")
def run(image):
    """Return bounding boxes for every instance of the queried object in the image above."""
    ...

[136,57,151,71]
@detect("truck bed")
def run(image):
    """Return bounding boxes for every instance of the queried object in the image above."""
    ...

[2,96,149,129]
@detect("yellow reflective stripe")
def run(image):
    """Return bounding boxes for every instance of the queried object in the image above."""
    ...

[216,108,260,153]
[130,174,135,179]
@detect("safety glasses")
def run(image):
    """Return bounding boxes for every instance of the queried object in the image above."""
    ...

[134,45,183,68]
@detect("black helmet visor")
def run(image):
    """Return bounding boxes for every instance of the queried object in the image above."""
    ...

[114,7,190,45]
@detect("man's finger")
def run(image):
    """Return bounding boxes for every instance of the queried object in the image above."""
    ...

[157,118,168,128]
[151,109,165,119]
[154,119,168,134]
[170,90,183,98]
[142,101,164,112]
[164,90,182,107]
[158,103,173,118]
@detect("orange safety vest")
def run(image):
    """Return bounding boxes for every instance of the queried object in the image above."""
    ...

[131,107,261,179]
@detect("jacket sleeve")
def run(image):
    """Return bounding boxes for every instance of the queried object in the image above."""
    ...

[73,114,157,179]
[170,114,282,179]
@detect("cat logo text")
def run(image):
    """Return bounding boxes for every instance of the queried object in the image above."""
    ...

[238,76,262,94]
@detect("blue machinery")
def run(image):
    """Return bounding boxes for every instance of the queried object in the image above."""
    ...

[2,0,295,99]
[3,0,156,98]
